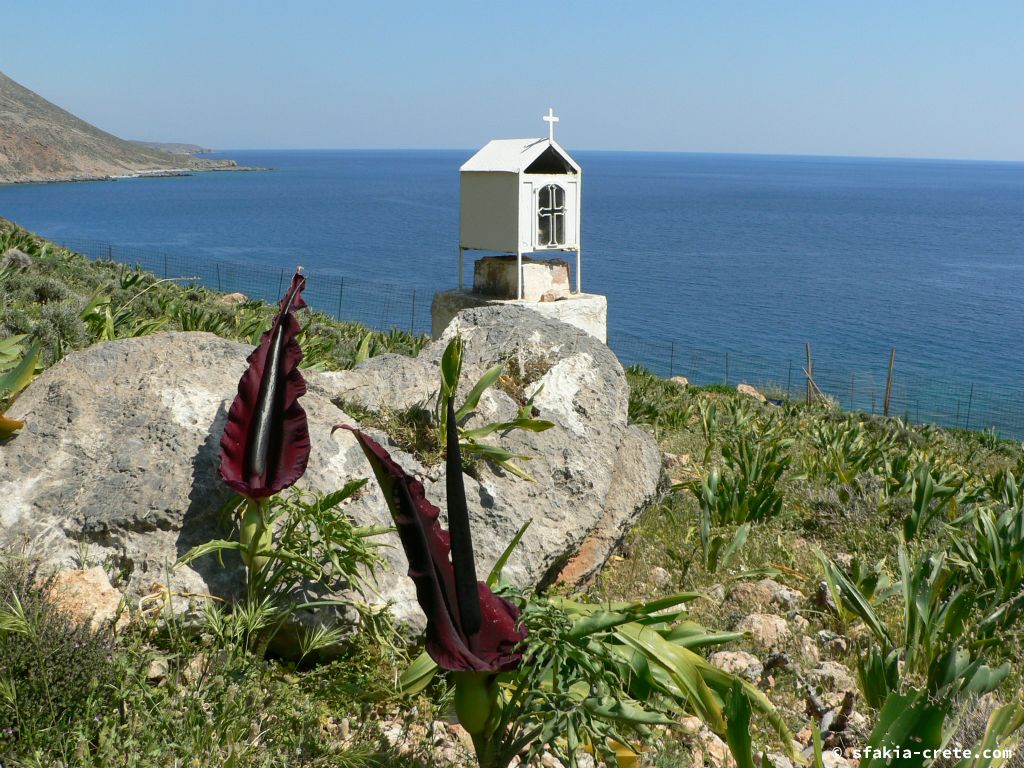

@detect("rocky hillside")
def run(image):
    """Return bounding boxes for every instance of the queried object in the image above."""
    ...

[0,70,240,183]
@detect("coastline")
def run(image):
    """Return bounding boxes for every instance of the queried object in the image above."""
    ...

[0,164,269,186]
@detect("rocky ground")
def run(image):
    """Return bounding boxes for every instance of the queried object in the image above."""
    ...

[3,220,1023,766]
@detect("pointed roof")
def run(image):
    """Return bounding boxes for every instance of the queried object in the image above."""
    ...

[460,138,580,174]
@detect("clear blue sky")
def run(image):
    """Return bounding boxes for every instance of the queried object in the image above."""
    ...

[3,1,1022,160]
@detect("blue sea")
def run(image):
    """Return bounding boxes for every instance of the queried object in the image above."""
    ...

[2,150,1022,431]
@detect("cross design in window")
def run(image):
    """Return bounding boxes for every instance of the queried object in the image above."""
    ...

[538,184,565,247]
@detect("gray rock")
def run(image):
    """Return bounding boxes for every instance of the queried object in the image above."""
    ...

[736,383,767,403]
[320,305,661,589]
[0,331,408,619]
[806,661,857,694]
[2,247,32,270]
[708,650,763,683]
[1,305,660,636]
[736,613,790,649]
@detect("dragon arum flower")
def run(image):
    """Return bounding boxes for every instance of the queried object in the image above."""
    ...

[219,270,311,570]
[340,398,526,740]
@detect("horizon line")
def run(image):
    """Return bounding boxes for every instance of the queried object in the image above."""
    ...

[186,146,1024,165]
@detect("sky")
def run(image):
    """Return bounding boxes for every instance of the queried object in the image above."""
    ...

[2,1,1022,160]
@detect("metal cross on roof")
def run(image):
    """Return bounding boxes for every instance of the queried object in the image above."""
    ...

[543,108,559,142]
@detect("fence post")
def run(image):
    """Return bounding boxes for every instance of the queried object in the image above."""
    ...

[216,263,222,291]
[278,269,285,298]
[669,342,675,378]
[850,372,855,411]
[410,290,416,333]
[805,342,813,405]
[107,244,112,260]
[724,353,729,386]
[163,254,168,278]
[336,279,345,321]
[786,361,792,398]
[883,348,895,416]
[965,383,974,429]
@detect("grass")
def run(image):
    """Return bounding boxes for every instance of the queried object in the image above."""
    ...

[3,217,1024,764]
[0,216,427,372]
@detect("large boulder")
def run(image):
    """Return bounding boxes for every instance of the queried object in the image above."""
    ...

[0,305,661,630]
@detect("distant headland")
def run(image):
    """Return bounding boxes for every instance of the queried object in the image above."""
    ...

[0,70,259,184]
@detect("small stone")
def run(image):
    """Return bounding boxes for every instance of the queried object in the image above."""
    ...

[47,567,127,632]
[800,636,820,664]
[429,720,447,746]
[792,614,810,634]
[728,580,777,609]
[670,375,689,388]
[540,753,566,768]
[679,716,703,735]
[820,750,852,768]
[2,247,32,270]
[650,566,672,588]
[538,289,566,303]
[708,583,726,603]
[764,753,795,768]
[736,613,790,649]
[796,723,813,744]
[816,630,850,656]
[806,661,857,694]
[736,383,766,403]
[219,291,248,305]
[699,728,735,768]
[380,722,404,749]
[709,651,764,683]
[146,658,169,682]
[728,579,804,611]
[771,583,806,611]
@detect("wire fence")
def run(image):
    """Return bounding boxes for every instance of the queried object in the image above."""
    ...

[63,238,1024,442]
[60,238,436,338]
[611,331,1024,441]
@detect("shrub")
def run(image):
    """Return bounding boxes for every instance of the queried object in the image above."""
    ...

[0,558,119,758]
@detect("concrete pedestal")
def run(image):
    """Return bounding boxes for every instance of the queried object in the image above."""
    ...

[431,289,608,343]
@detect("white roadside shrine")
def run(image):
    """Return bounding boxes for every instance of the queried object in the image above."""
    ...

[431,110,608,342]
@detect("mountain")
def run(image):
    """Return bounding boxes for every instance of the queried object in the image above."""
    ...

[130,141,214,156]
[0,71,240,184]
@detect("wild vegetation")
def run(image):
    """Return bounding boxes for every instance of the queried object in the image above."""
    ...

[2,219,1023,766]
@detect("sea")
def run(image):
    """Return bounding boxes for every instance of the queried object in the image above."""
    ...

[1,150,1022,433]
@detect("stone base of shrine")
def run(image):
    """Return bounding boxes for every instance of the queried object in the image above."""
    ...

[430,289,607,343]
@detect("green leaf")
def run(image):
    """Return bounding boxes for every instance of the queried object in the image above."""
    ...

[811,722,825,768]
[816,549,892,646]
[861,689,948,768]
[455,361,504,420]
[0,341,40,400]
[460,441,535,480]
[439,336,463,400]
[955,704,1024,768]
[175,539,244,567]
[0,334,27,371]
[399,650,439,696]
[319,479,369,510]
[582,696,674,726]
[724,680,756,768]
[461,418,556,440]
[487,519,532,587]
[354,332,373,364]
[612,622,727,734]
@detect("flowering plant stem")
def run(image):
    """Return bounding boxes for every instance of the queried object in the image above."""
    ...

[239,497,272,574]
